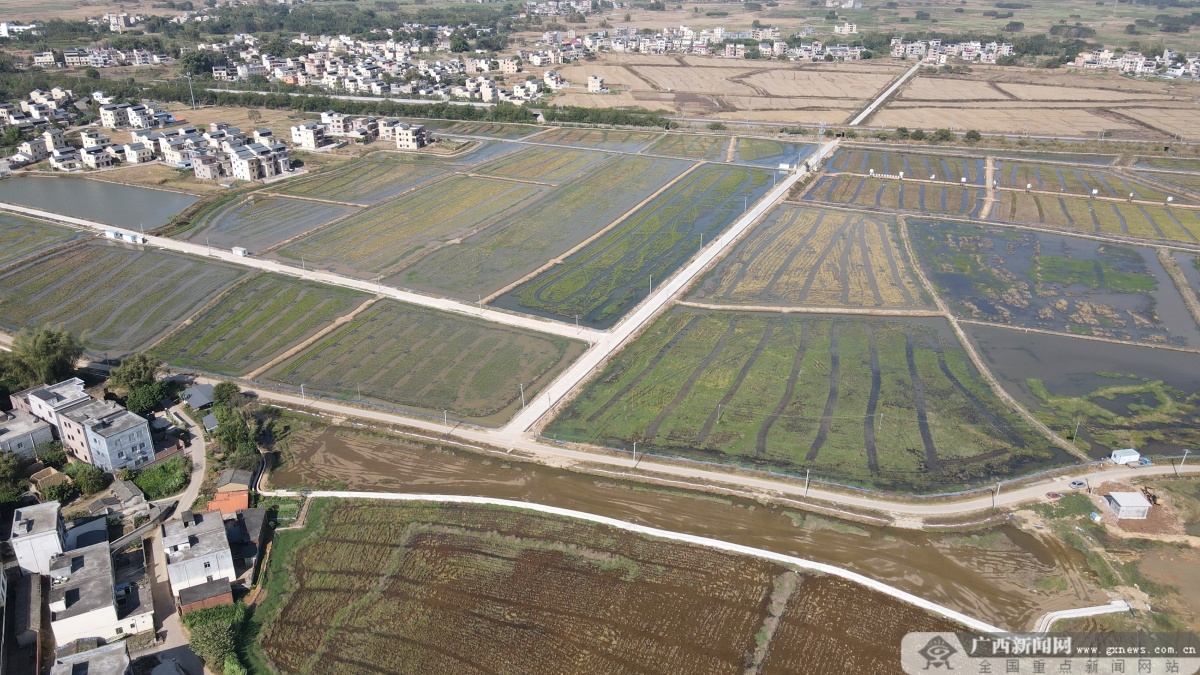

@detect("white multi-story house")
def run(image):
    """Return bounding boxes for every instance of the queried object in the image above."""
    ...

[49,542,154,645]
[834,22,857,35]
[587,75,604,92]
[10,501,64,576]
[74,403,153,471]
[123,142,153,164]
[20,378,89,428]
[79,128,111,149]
[162,510,236,597]
[290,122,325,150]
[81,146,114,169]
[393,122,428,150]
[0,410,52,456]
[99,103,131,128]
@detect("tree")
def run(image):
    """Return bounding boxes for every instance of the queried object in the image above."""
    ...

[932,128,955,142]
[2,327,82,389]
[84,67,100,79]
[64,463,108,495]
[213,382,242,408]
[246,108,262,125]
[184,603,247,673]
[964,129,982,142]
[179,50,227,77]
[910,129,927,141]
[110,353,161,392]
[125,381,168,416]
[35,441,66,469]
[894,126,910,139]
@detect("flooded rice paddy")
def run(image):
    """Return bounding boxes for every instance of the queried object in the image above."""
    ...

[0,175,197,228]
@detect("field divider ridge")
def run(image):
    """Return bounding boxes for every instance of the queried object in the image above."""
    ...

[958,318,1200,356]
[244,295,383,379]
[144,272,262,352]
[676,301,945,317]
[480,161,706,304]
[1157,247,1200,330]
[257,192,365,208]
[896,215,1088,460]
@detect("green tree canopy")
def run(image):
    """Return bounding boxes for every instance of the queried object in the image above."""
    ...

[110,353,162,392]
[126,380,169,416]
[64,462,108,495]
[2,327,82,389]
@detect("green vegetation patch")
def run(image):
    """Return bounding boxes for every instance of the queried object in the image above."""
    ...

[470,145,611,183]
[0,214,81,267]
[277,176,542,279]
[1028,374,1200,453]
[909,220,1180,345]
[264,300,586,424]
[802,175,986,217]
[498,165,771,328]
[548,310,1055,490]
[0,240,246,357]
[648,133,728,161]
[184,196,358,252]
[152,274,370,375]
[132,455,190,500]
[401,156,692,299]
[276,155,450,204]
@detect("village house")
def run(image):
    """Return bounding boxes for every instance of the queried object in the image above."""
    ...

[48,542,155,645]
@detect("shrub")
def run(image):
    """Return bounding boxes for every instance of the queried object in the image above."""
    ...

[910,129,927,141]
[132,455,190,500]
[35,441,66,469]
[705,121,727,130]
[125,380,168,416]
[894,126,910,139]
[183,603,247,674]
[932,128,955,142]
[965,129,982,142]
[43,480,79,504]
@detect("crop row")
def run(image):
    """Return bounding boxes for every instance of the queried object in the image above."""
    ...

[400,156,693,299]
[278,176,542,278]
[827,148,985,184]
[994,162,1174,202]
[152,274,370,375]
[433,120,541,138]
[0,241,245,355]
[532,127,660,151]
[187,196,358,252]
[260,500,882,675]
[990,191,1200,244]
[648,133,727,161]
[277,156,450,204]
[1134,170,1200,196]
[0,214,79,267]
[549,311,1052,487]
[264,300,584,422]
[500,165,771,328]
[691,205,925,308]
[471,145,611,183]
[804,175,986,217]
[1132,156,1200,172]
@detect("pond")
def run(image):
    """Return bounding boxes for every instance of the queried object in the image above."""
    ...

[0,175,197,228]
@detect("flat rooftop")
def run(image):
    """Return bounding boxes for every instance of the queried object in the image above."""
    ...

[62,399,145,438]
[51,641,130,675]
[0,410,50,439]
[163,510,230,563]
[11,500,61,539]
[49,542,115,622]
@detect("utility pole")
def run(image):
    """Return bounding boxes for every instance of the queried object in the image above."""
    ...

[993,481,1001,510]
[300,383,305,402]
[632,441,637,465]
[444,409,449,430]
[186,73,196,110]
[648,274,652,293]
[804,469,810,497]
[519,382,525,408]
[1071,419,1081,445]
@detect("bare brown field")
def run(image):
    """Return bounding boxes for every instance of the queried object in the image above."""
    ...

[882,68,1194,138]
[557,55,898,121]
[87,163,223,196]
[167,104,311,139]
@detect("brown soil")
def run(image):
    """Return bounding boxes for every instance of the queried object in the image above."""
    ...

[1093,481,1187,536]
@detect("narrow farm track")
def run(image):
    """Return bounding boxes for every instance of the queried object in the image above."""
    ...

[904,328,939,469]
[757,323,808,458]
[677,301,944,317]
[805,322,841,462]
[245,296,381,379]
[0,203,601,343]
[1159,248,1200,329]
[863,325,882,474]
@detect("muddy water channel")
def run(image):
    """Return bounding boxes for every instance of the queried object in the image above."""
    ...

[270,425,1108,631]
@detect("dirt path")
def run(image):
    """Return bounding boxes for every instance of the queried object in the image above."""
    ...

[958,318,1200,356]
[245,296,382,379]
[980,156,998,219]
[1157,247,1200,329]
[725,136,736,163]
[896,217,1088,460]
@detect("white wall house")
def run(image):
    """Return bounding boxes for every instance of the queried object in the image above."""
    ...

[163,510,236,597]
[10,501,65,576]
[393,122,428,150]
[0,410,53,456]
[1106,492,1151,520]
[49,542,154,645]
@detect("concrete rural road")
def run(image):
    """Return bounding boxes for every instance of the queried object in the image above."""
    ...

[0,203,602,343]
[503,138,841,433]
[199,374,1200,518]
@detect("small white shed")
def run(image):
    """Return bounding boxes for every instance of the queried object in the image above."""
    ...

[1110,448,1140,464]
[1105,492,1151,520]
[232,247,249,257]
